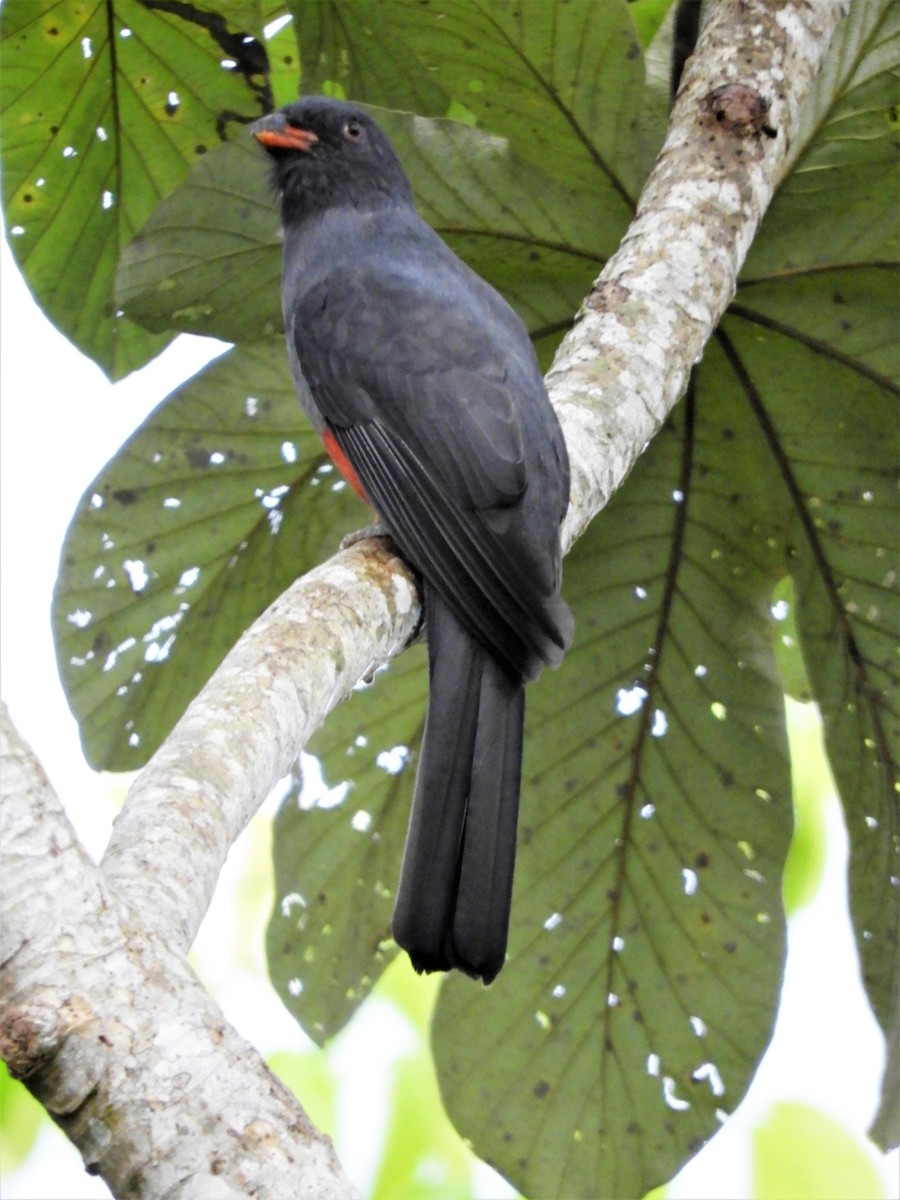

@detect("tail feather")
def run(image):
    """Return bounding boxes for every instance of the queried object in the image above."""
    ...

[392,588,524,983]
[450,659,523,981]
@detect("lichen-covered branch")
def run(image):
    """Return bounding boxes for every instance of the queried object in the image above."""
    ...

[0,702,359,1199]
[554,0,847,551]
[102,539,418,950]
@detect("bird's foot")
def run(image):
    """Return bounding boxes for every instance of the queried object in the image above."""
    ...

[340,520,393,550]
[341,523,426,647]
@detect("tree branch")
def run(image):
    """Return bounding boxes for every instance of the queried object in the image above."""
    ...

[102,538,419,950]
[554,0,847,551]
[0,701,360,1198]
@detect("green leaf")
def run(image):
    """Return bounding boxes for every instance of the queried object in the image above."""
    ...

[0,0,272,377]
[628,0,677,51]
[267,646,427,1043]
[52,341,363,770]
[716,312,898,1148]
[0,1060,46,1174]
[432,365,794,1199]
[730,4,900,1143]
[782,702,831,916]
[752,1102,888,1200]
[266,12,303,108]
[295,0,659,201]
[116,138,283,342]
[266,1048,337,1140]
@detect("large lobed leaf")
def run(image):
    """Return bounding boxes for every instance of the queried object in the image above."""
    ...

[115,138,284,344]
[0,0,272,377]
[727,1,899,1150]
[52,342,363,770]
[434,361,794,1197]
[267,646,427,1042]
[294,0,657,201]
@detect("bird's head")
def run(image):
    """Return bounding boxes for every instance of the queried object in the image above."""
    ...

[252,96,414,222]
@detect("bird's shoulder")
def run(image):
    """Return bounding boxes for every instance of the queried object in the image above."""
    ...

[286,206,526,367]
[284,206,550,502]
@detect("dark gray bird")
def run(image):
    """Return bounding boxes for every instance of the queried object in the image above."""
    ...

[254,96,572,983]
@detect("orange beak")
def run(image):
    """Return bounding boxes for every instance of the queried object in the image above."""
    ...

[253,120,318,152]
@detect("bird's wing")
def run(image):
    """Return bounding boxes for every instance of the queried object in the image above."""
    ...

[292,248,532,508]
[289,246,570,676]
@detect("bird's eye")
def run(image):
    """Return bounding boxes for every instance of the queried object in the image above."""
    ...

[343,119,363,142]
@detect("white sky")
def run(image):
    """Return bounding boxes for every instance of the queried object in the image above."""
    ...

[1,231,897,1199]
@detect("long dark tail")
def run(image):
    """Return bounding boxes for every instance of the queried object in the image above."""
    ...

[391,588,524,984]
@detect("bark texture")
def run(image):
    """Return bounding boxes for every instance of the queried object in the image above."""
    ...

[1,702,360,1199]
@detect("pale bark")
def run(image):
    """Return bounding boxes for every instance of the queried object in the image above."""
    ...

[0,702,359,1200]
[0,2,847,1196]
[102,539,417,951]
[554,0,848,551]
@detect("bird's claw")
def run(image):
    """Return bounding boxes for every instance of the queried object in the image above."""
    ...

[340,521,392,550]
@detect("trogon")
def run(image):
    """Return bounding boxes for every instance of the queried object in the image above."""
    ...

[254,97,573,984]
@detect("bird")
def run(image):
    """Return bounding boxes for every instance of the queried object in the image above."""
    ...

[254,96,573,984]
